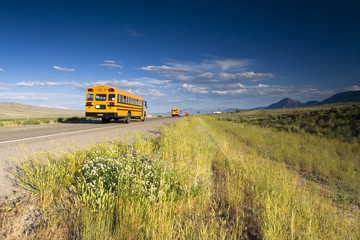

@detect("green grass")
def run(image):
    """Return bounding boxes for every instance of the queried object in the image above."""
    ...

[218,103,360,142]
[1,114,359,239]
[0,118,56,126]
[0,117,95,127]
[205,116,359,239]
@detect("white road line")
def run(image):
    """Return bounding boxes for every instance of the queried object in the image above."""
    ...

[0,125,123,145]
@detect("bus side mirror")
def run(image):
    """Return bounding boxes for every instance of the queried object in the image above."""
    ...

[145,101,148,108]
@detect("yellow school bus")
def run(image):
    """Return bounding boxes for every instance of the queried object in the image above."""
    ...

[85,86,147,123]
[185,111,189,116]
[171,108,181,117]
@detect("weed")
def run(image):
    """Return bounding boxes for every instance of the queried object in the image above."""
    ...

[6,115,359,239]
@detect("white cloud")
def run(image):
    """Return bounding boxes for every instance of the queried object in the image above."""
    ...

[141,58,274,84]
[125,28,144,37]
[188,97,212,102]
[169,58,251,72]
[120,88,165,97]
[0,68,4,71]
[53,65,75,72]
[147,89,165,96]
[209,59,251,71]
[194,72,275,82]
[348,85,360,91]
[167,97,181,103]
[12,79,158,90]
[182,83,209,94]
[179,81,334,102]
[133,77,171,85]
[140,65,197,74]
[219,72,275,81]
[212,89,247,94]
[13,81,87,88]
[211,90,228,95]
[94,79,153,88]
[100,60,122,69]
[104,60,116,64]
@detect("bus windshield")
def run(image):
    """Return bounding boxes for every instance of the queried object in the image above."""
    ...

[86,94,94,101]
[95,94,107,101]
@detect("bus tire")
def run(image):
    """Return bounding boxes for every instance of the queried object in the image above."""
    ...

[141,116,145,122]
[125,113,131,124]
[102,118,110,123]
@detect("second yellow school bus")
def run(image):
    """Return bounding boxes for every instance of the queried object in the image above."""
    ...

[85,86,147,123]
[171,108,181,117]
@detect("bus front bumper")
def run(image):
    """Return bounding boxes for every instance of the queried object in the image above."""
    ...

[86,112,118,118]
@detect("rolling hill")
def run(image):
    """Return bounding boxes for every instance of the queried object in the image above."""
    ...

[0,102,84,119]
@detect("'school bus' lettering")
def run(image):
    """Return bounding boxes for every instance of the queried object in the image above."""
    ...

[85,86,147,123]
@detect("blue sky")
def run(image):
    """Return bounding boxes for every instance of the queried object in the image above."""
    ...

[0,0,359,113]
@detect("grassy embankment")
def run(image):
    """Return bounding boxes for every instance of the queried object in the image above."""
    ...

[0,102,85,126]
[218,103,360,142]
[1,106,359,239]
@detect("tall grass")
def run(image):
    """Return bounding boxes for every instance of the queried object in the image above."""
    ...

[0,116,93,127]
[3,115,359,239]
[218,103,360,142]
[0,118,55,127]
[207,116,360,239]
[212,119,360,204]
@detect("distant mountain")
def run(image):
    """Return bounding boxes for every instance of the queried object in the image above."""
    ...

[319,90,360,105]
[304,100,320,107]
[263,90,360,110]
[249,106,267,110]
[150,90,360,115]
[265,98,304,109]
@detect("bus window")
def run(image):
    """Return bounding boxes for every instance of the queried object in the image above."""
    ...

[109,94,115,101]
[96,94,106,101]
[123,96,126,103]
[87,94,94,101]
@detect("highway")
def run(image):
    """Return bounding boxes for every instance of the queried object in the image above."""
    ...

[0,116,180,204]
[0,117,173,144]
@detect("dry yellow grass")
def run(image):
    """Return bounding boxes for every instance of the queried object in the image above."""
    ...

[0,102,84,120]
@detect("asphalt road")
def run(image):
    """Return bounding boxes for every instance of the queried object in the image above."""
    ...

[0,116,180,205]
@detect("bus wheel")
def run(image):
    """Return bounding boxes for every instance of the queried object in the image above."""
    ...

[141,116,145,122]
[102,118,110,123]
[125,113,131,124]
